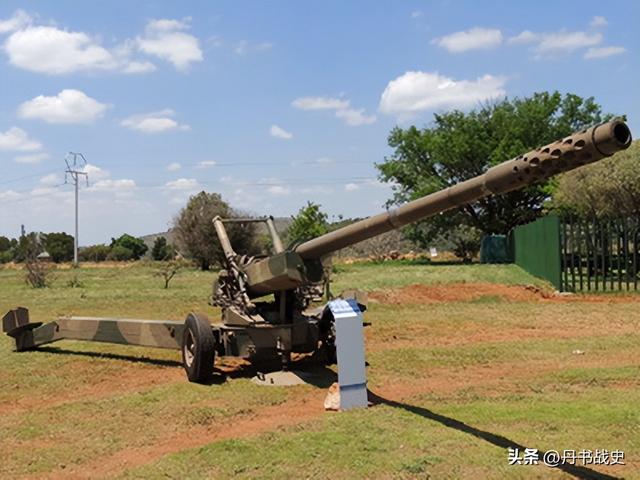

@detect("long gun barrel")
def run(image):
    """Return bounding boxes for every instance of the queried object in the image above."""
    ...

[295,119,632,260]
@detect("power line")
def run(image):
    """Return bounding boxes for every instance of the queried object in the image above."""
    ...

[0,160,376,188]
[0,177,383,203]
[0,167,60,186]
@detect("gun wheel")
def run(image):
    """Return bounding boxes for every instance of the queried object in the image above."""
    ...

[182,313,215,383]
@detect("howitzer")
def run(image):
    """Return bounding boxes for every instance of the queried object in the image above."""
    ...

[3,120,632,383]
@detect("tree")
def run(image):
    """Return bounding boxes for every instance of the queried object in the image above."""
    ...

[43,232,74,263]
[106,245,133,261]
[110,234,148,260]
[0,236,12,253]
[0,236,14,263]
[173,191,257,270]
[286,201,329,245]
[377,92,613,257]
[550,140,640,219]
[151,236,172,260]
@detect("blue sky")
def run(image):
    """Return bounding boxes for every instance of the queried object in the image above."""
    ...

[1,0,638,245]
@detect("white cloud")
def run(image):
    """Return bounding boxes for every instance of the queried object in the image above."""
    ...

[3,22,155,75]
[0,190,21,201]
[509,29,604,57]
[166,162,181,171]
[137,18,203,70]
[121,60,156,74]
[432,28,503,53]
[15,152,49,164]
[298,185,333,195]
[234,40,273,55]
[535,31,602,55]
[366,178,389,189]
[335,108,376,126]
[146,19,190,32]
[208,35,223,48]
[292,96,350,110]
[61,164,137,196]
[0,9,32,34]
[590,16,608,28]
[40,173,60,185]
[345,183,360,192]
[5,26,116,74]
[292,96,375,126]
[266,185,290,196]
[584,46,625,59]
[411,11,423,19]
[507,30,539,45]
[18,89,109,124]
[90,179,136,192]
[379,71,507,117]
[29,186,59,197]
[0,127,42,152]
[315,157,335,164]
[270,124,293,140]
[165,178,199,190]
[81,163,109,180]
[196,160,216,168]
[121,109,190,133]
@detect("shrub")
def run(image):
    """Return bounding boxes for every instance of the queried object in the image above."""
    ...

[0,251,12,264]
[79,244,111,262]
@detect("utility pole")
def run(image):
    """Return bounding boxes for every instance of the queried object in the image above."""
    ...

[64,152,89,266]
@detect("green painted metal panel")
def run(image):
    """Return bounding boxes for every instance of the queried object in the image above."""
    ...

[514,215,562,290]
[480,235,510,264]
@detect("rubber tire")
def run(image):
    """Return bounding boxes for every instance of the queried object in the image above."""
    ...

[181,313,215,383]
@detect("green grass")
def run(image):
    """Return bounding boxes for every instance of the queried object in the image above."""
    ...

[1,261,638,478]
[121,383,640,479]
[331,261,546,292]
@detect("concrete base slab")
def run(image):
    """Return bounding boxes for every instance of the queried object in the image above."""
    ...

[251,369,335,387]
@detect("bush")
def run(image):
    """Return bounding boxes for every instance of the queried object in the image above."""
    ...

[66,275,85,288]
[154,259,190,288]
[79,244,111,262]
[448,225,482,263]
[0,250,12,264]
[106,245,133,261]
[25,259,53,288]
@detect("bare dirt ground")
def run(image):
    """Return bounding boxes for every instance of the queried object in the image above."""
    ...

[369,282,640,304]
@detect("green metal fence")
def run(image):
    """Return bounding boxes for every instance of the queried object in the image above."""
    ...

[513,215,562,290]
[511,215,640,292]
[560,216,640,292]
